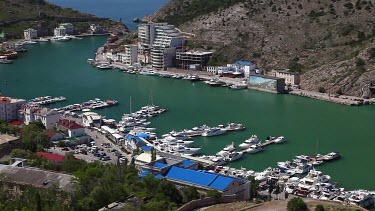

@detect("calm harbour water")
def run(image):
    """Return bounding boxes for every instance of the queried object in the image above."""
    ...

[1,1,374,191]
[48,0,168,30]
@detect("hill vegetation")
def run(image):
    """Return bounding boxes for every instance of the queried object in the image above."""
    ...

[0,0,128,39]
[146,0,375,97]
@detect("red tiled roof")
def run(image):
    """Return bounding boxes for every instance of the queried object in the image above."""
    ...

[9,121,24,126]
[57,119,84,130]
[36,152,65,162]
[0,96,10,103]
[46,130,57,138]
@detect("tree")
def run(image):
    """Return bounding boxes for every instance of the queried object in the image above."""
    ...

[207,190,222,200]
[274,184,281,200]
[336,88,343,95]
[248,176,259,200]
[318,87,326,93]
[21,122,49,152]
[287,197,308,211]
[315,204,325,211]
[182,186,200,203]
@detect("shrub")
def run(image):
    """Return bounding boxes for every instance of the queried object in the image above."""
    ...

[315,204,325,211]
[287,197,308,211]
[318,87,326,93]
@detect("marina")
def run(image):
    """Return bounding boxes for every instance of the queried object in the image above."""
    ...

[52,98,118,114]
[27,96,66,105]
[1,35,375,192]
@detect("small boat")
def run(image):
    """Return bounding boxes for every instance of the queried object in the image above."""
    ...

[23,40,38,45]
[239,135,260,149]
[39,37,49,42]
[202,127,227,137]
[274,136,286,144]
[0,58,12,64]
[133,17,141,22]
[96,63,112,69]
[322,152,341,161]
[246,144,263,154]
[223,152,243,162]
[230,84,247,90]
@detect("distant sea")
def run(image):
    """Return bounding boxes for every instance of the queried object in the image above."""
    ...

[48,0,169,30]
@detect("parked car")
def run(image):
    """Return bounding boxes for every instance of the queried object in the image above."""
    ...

[94,152,101,157]
[99,152,107,157]
[101,156,111,161]
[62,147,70,151]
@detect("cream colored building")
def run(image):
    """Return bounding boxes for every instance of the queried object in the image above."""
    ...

[270,69,300,86]
[0,95,26,122]
[23,28,37,40]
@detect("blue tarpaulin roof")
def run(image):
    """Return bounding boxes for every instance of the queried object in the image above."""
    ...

[153,162,169,169]
[140,146,152,151]
[138,133,150,138]
[233,60,253,66]
[139,171,164,179]
[180,159,196,168]
[125,134,145,145]
[165,166,242,191]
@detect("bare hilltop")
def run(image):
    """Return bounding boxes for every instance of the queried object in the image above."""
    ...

[145,0,375,97]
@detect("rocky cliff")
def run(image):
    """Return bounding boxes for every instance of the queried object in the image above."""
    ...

[146,0,375,97]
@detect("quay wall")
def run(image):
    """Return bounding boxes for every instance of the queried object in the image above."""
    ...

[176,195,240,211]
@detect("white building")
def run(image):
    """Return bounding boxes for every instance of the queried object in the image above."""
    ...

[151,47,179,70]
[54,26,66,37]
[123,44,138,65]
[59,23,74,35]
[82,112,102,128]
[0,95,26,122]
[19,105,61,129]
[23,28,37,40]
[269,69,301,86]
[138,23,185,70]
[56,119,85,138]
[90,24,103,34]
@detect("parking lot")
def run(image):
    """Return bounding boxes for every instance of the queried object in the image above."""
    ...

[47,128,131,165]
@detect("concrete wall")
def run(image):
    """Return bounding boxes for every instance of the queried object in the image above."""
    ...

[177,195,240,211]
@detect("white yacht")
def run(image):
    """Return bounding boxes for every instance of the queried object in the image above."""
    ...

[223,151,243,162]
[23,40,38,45]
[216,142,236,156]
[347,190,375,207]
[277,161,294,170]
[39,37,49,42]
[322,152,341,161]
[168,144,201,155]
[230,84,247,90]
[202,127,227,137]
[288,163,313,174]
[162,131,192,140]
[304,169,331,184]
[96,63,112,69]
[274,136,286,144]
[226,123,245,131]
[246,144,264,154]
[239,135,260,149]
[0,57,12,64]
[158,136,194,146]
[51,36,70,42]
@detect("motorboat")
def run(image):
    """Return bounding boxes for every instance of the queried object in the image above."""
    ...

[205,79,222,87]
[322,152,341,161]
[162,131,192,140]
[51,36,70,42]
[274,136,286,144]
[223,151,243,162]
[239,135,260,149]
[347,190,375,207]
[39,37,49,42]
[96,63,112,69]
[277,161,294,170]
[202,127,227,137]
[246,144,263,154]
[168,144,201,155]
[216,142,236,156]
[230,84,247,90]
[23,40,38,45]
[0,57,12,64]
[288,163,313,174]
[226,122,245,131]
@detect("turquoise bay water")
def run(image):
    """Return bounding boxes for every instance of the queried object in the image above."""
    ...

[48,0,169,30]
[0,38,375,190]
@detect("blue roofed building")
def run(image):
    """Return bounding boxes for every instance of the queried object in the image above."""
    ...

[164,166,249,199]
[124,134,147,151]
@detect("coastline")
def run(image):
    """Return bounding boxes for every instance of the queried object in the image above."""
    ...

[93,46,373,106]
